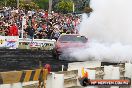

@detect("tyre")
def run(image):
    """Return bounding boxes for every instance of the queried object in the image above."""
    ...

[52,49,59,59]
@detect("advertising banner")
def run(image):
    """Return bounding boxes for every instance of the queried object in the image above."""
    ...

[0,36,19,49]
[19,38,56,50]
[0,36,6,47]
[5,36,19,49]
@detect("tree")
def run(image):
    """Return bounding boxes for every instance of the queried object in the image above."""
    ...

[6,0,17,8]
[83,6,92,13]
[0,0,39,10]
[0,0,5,7]
[19,0,39,10]
[33,0,49,10]
[0,0,17,8]
[55,0,73,13]
[72,0,92,13]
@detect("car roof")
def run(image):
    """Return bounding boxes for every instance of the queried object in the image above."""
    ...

[60,34,80,36]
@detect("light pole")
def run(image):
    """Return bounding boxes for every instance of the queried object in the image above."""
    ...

[17,0,19,8]
[4,0,7,7]
[73,2,75,13]
[48,0,52,13]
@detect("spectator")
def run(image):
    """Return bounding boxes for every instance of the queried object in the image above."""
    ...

[26,26,35,39]
[0,7,81,39]
[8,23,18,36]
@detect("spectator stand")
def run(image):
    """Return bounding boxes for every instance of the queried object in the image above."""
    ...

[0,8,81,50]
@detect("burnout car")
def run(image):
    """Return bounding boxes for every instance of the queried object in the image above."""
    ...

[52,34,88,59]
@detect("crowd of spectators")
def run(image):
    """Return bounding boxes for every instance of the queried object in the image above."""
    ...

[0,7,81,40]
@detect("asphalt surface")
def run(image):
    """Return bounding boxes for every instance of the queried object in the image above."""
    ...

[0,49,76,72]
[0,49,119,72]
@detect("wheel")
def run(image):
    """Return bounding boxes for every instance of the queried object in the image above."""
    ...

[52,49,59,59]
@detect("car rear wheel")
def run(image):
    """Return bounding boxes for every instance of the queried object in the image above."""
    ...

[52,49,59,59]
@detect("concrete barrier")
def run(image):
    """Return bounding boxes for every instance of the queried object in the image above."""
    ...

[56,70,78,88]
[68,61,101,71]
[46,73,64,88]
[0,84,11,88]
[52,73,64,88]
[45,70,78,88]
[125,63,132,78]
[0,69,48,88]
[11,83,22,88]
[125,63,132,88]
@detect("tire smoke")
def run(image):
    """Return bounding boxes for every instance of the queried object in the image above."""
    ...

[65,0,132,62]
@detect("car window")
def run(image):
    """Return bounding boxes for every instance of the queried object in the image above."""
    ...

[58,35,87,43]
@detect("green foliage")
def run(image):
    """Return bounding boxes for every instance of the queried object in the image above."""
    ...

[83,6,93,13]
[71,0,91,13]
[0,0,5,7]
[0,0,17,8]
[55,0,73,13]
[33,0,49,10]
[7,0,17,7]
[0,0,46,10]
[19,0,39,10]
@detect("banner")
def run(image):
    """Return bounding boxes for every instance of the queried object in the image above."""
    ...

[0,37,55,50]
[5,36,19,49]
[0,36,6,47]
[19,38,56,50]
[0,36,19,49]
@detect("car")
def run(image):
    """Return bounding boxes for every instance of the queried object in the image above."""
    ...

[52,34,88,59]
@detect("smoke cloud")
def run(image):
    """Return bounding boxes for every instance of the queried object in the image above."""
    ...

[79,0,132,44]
[63,0,132,62]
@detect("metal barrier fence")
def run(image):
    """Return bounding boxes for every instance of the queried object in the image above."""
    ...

[19,38,56,50]
[0,36,56,50]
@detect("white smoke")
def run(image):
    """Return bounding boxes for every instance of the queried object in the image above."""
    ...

[80,0,132,44]
[69,41,132,62]
[66,0,132,62]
